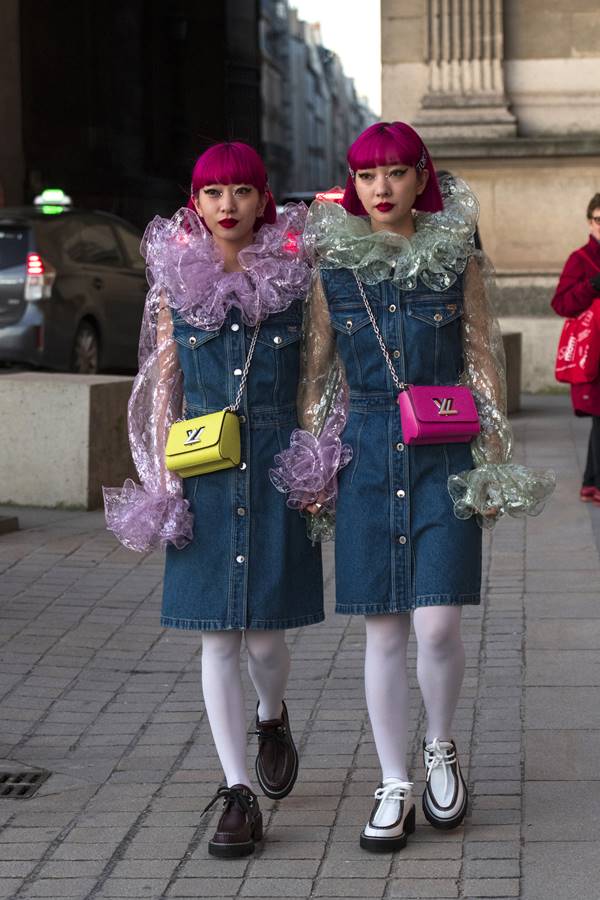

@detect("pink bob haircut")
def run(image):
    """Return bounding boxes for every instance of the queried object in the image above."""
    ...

[342,122,443,216]
[187,141,277,229]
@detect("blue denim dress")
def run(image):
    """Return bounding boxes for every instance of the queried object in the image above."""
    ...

[162,301,324,631]
[320,268,482,615]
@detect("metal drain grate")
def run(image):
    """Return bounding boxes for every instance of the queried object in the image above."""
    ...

[0,768,50,799]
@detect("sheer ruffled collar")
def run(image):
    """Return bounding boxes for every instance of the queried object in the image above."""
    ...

[304,175,479,292]
[142,203,311,330]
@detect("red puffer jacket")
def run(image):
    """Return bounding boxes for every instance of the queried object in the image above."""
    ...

[552,237,600,416]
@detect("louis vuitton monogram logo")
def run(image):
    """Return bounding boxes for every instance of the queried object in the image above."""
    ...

[183,426,205,445]
[433,398,458,416]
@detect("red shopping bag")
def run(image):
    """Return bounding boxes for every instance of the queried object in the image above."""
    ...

[555,299,600,384]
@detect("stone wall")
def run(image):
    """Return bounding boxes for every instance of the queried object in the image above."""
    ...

[382,0,600,390]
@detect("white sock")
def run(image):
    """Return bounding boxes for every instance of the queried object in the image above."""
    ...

[413,606,465,743]
[201,631,251,788]
[246,629,290,721]
[364,614,412,782]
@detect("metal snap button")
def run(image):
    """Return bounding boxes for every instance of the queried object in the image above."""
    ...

[239,415,246,424]
[393,350,401,359]
[236,555,245,563]
[346,320,353,329]
[188,336,197,346]
[433,312,443,322]
[396,442,404,451]
[237,507,246,516]
[234,368,242,376]
[273,336,283,344]
[396,489,405,498]
[231,323,240,332]
[397,535,407,545]
[239,462,247,470]
[388,304,396,313]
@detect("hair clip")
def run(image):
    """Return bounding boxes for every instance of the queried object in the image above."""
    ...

[348,165,355,178]
[415,146,427,172]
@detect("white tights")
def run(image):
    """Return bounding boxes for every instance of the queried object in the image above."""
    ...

[364,607,465,781]
[201,630,290,788]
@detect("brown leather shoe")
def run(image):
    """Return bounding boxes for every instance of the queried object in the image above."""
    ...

[255,700,299,799]
[204,784,263,858]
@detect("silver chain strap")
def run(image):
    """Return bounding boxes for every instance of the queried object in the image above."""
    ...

[353,272,406,392]
[225,323,261,413]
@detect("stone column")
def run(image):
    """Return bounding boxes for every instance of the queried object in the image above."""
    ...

[414,0,516,139]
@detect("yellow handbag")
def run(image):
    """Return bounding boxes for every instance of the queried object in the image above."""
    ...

[165,323,260,478]
[165,410,241,477]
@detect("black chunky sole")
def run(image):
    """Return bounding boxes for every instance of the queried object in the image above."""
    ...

[359,804,416,853]
[422,792,467,830]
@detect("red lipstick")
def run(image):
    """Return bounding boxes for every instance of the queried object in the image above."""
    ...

[375,203,394,212]
[218,218,239,229]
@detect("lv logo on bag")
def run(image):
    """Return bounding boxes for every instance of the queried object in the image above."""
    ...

[433,398,459,416]
[183,427,205,446]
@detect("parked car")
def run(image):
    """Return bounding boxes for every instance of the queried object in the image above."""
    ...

[275,188,345,216]
[0,194,146,373]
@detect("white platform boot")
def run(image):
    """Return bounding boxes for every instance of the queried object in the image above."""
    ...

[360,778,416,852]
[422,738,467,829]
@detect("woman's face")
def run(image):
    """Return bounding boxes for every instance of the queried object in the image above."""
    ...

[589,207,600,242]
[353,163,429,231]
[194,183,267,244]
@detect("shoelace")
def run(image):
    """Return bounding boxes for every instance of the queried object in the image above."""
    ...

[201,785,254,817]
[254,723,289,747]
[425,738,457,798]
[374,780,413,804]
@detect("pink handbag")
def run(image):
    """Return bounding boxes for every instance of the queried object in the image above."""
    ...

[352,273,480,446]
[397,385,480,445]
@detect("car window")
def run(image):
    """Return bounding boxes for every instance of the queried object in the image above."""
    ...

[0,226,29,270]
[116,226,145,271]
[65,221,124,267]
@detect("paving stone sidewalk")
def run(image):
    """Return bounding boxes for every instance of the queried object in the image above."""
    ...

[0,395,598,900]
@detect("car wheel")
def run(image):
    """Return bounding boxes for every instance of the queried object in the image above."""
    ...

[71,322,100,374]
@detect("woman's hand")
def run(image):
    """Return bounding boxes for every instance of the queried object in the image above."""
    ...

[304,491,329,516]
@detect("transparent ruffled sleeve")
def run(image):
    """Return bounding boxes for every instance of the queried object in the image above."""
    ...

[269,270,352,541]
[103,287,193,551]
[448,256,555,528]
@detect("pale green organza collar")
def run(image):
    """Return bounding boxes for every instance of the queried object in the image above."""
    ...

[303,175,480,291]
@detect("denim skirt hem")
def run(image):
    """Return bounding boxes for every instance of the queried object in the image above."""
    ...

[161,611,325,631]
[335,593,481,616]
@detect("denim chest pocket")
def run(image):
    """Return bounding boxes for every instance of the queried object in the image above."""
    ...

[248,315,303,409]
[406,299,463,327]
[172,320,221,350]
[330,309,371,337]
[172,319,222,409]
[255,320,302,350]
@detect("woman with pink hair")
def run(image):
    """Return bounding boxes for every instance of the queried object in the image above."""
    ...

[104,142,323,858]
[271,122,554,851]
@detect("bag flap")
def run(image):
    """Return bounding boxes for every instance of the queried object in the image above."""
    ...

[404,386,479,424]
[165,411,226,458]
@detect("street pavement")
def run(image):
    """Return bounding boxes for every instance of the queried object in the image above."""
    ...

[0,394,598,900]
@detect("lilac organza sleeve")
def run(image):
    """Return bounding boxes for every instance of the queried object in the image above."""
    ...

[103,287,193,551]
[270,271,352,540]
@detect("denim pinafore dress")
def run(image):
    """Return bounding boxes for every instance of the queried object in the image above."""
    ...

[162,300,324,631]
[320,267,482,616]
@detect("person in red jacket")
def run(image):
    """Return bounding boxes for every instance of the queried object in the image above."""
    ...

[552,192,600,503]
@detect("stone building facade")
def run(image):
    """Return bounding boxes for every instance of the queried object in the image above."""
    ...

[382,0,600,390]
